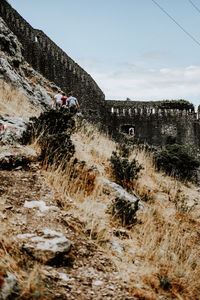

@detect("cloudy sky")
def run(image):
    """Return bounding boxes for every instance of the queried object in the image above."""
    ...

[8,0,200,108]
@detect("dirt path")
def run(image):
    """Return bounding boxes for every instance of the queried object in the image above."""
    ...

[0,157,135,299]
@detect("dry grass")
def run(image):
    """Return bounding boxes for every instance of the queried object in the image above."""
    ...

[0,192,48,299]
[0,79,41,117]
[72,120,117,176]
[0,228,48,299]
[45,120,200,299]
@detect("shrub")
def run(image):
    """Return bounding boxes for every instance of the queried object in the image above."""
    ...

[153,144,199,181]
[22,109,75,168]
[111,197,139,226]
[158,99,194,110]
[22,109,75,143]
[116,143,132,158]
[109,151,142,189]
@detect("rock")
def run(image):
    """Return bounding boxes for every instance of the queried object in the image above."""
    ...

[106,241,124,254]
[103,178,144,226]
[0,115,28,145]
[103,178,144,210]
[24,200,58,212]
[93,280,104,286]
[0,17,56,111]
[17,229,71,263]
[0,153,30,170]
[0,272,17,300]
[0,145,37,169]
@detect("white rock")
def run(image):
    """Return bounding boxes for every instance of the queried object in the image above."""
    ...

[93,280,104,286]
[0,272,17,300]
[106,241,124,254]
[103,178,145,210]
[17,229,71,263]
[24,200,58,212]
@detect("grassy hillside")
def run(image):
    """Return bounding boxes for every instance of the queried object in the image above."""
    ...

[0,81,200,299]
[46,120,200,299]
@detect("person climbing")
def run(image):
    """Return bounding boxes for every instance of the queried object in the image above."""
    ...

[53,90,62,109]
[66,92,80,114]
[61,92,68,109]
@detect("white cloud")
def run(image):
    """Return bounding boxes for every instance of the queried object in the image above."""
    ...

[78,58,200,108]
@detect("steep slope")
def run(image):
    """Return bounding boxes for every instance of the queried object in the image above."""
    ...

[0,16,58,113]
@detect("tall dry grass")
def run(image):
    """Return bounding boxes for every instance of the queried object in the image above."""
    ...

[0,79,40,117]
[0,224,48,299]
[0,185,49,299]
[45,120,200,299]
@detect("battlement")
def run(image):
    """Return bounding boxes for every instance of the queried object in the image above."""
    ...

[105,100,198,119]
[103,100,200,149]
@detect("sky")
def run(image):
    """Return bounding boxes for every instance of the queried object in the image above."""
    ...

[7,0,200,108]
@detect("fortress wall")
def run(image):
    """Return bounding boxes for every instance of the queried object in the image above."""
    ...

[0,0,105,116]
[105,100,196,118]
[104,100,199,147]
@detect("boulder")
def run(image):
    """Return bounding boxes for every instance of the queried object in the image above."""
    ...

[0,272,17,300]
[17,229,71,264]
[103,178,144,226]
[103,178,144,210]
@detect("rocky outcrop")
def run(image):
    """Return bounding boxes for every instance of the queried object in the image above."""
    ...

[0,17,57,110]
[0,116,27,145]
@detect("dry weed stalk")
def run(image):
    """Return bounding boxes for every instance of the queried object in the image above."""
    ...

[0,79,40,117]
[72,121,116,175]
[46,158,114,243]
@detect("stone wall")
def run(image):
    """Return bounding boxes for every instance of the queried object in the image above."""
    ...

[0,0,105,119]
[104,100,200,149]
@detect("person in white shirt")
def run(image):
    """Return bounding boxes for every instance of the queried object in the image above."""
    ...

[53,90,62,109]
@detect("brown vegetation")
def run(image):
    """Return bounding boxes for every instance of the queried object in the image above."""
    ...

[0,79,40,117]
[46,121,200,299]
[0,83,200,299]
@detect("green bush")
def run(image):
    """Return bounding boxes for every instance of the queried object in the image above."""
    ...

[158,99,194,110]
[111,197,139,226]
[22,109,75,143]
[22,109,75,168]
[109,151,142,189]
[153,144,199,181]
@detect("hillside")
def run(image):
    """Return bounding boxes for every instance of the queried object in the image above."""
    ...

[1,82,200,300]
[0,14,200,300]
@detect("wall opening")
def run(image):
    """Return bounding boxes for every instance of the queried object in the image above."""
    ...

[121,125,135,136]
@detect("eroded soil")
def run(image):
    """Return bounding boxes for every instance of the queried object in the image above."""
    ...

[0,151,135,299]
